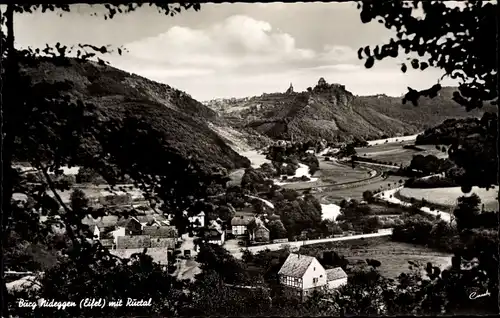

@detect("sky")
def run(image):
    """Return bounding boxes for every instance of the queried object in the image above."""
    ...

[12,2,460,101]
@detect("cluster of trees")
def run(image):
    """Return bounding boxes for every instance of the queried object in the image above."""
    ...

[265,142,320,178]
[336,199,387,233]
[409,154,455,175]
[272,191,323,239]
[335,143,357,158]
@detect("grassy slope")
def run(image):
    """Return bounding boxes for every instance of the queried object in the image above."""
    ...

[21,58,250,171]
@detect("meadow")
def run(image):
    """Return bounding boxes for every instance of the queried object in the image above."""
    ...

[356,141,447,166]
[398,186,499,211]
[299,236,453,279]
[318,175,408,204]
[280,159,373,190]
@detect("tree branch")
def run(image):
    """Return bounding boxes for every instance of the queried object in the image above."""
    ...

[36,161,80,248]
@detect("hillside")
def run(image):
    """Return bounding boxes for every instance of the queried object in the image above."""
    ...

[20,57,250,172]
[204,79,495,142]
[415,112,498,187]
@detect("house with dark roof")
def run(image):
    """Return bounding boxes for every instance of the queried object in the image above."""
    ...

[230,216,255,236]
[278,253,347,299]
[249,218,270,243]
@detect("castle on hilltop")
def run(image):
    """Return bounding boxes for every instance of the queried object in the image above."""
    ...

[315,77,345,90]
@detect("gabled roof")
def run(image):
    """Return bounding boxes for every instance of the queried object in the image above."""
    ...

[82,215,120,228]
[256,224,270,232]
[142,226,177,238]
[231,216,254,226]
[278,253,316,278]
[116,235,151,249]
[134,214,166,224]
[326,267,347,281]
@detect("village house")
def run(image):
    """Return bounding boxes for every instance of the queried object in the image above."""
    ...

[278,253,347,299]
[187,211,206,228]
[82,215,129,243]
[206,227,225,245]
[143,225,178,249]
[198,220,225,245]
[253,224,270,243]
[116,235,152,249]
[230,216,254,236]
[249,218,270,243]
[325,267,348,289]
[92,225,126,245]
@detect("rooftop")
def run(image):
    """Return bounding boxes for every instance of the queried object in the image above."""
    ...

[231,216,254,226]
[278,253,316,278]
[109,248,168,265]
[326,267,348,281]
[142,226,177,238]
[116,235,151,249]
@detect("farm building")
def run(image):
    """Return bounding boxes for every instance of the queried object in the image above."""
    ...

[325,267,348,289]
[278,253,347,299]
[249,218,270,243]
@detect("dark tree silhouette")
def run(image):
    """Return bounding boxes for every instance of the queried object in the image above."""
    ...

[2,4,205,317]
[357,1,497,110]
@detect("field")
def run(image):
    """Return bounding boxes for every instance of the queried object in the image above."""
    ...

[399,186,499,211]
[356,141,447,166]
[299,236,453,279]
[280,159,372,190]
[318,175,408,204]
[367,134,419,146]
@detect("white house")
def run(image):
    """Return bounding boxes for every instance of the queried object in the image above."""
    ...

[278,253,347,299]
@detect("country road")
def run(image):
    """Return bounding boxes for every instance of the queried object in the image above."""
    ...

[227,230,393,259]
[375,187,453,222]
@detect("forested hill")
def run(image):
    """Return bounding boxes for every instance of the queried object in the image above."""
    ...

[204,79,495,142]
[19,57,251,172]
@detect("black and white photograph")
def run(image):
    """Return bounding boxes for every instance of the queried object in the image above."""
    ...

[1,1,498,317]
